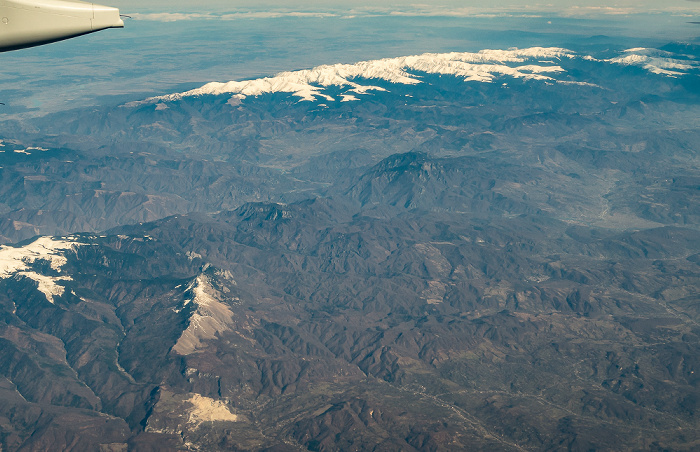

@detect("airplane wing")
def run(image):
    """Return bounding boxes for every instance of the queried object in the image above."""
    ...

[0,0,123,52]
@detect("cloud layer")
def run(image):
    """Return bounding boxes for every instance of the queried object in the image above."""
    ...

[130,3,700,22]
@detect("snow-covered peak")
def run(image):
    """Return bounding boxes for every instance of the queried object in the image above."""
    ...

[609,48,698,77]
[0,237,82,304]
[136,46,697,107]
[146,47,576,104]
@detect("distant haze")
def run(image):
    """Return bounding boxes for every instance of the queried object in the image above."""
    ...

[1,1,697,118]
[110,0,700,14]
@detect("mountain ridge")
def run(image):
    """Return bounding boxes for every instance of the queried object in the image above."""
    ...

[129,46,698,107]
[0,40,699,450]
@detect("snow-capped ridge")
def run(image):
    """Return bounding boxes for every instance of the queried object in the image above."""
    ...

[141,47,577,105]
[608,47,698,77]
[0,237,82,304]
[131,46,697,107]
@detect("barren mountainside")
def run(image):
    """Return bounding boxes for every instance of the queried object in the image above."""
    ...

[0,44,700,450]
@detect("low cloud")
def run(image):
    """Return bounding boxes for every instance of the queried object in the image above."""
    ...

[131,13,213,21]
[132,4,700,22]
[132,11,338,22]
[220,12,338,20]
[562,6,635,16]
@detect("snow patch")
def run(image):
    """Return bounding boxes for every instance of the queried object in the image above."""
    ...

[0,237,81,304]
[557,80,602,88]
[186,250,202,261]
[12,146,48,155]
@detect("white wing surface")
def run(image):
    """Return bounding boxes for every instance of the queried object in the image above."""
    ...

[0,0,123,52]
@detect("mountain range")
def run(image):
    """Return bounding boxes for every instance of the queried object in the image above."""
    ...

[0,43,699,450]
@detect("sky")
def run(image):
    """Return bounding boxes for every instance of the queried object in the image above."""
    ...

[104,1,700,26]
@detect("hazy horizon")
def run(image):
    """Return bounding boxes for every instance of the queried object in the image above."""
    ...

[110,0,700,15]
